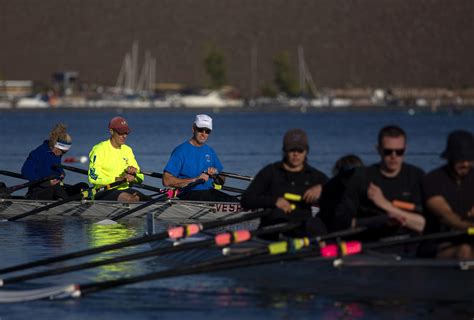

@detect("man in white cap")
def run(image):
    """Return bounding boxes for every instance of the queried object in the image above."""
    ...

[163,114,235,201]
[88,116,147,202]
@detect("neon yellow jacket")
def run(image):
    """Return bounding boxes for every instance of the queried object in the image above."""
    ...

[88,139,144,190]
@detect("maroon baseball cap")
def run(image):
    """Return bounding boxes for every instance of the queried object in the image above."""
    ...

[108,116,131,134]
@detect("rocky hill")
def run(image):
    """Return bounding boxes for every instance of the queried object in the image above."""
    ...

[1,0,473,96]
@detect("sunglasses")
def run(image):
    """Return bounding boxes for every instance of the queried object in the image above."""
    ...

[287,148,306,153]
[114,130,129,136]
[196,127,212,134]
[382,148,405,156]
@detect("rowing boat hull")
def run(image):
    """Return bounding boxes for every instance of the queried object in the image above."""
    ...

[0,198,248,222]
[212,254,474,301]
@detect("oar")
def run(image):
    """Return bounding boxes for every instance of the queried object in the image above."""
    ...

[0,170,26,180]
[220,172,253,181]
[1,180,125,222]
[4,175,59,195]
[0,226,366,302]
[75,225,474,298]
[212,183,246,194]
[0,209,272,275]
[139,170,163,179]
[95,178,206,225]
[57,164,164,193]
[316,228,474,264]
[0,223,298,286]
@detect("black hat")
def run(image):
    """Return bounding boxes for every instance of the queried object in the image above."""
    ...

[441,130,474,162]
[283,129,308,152]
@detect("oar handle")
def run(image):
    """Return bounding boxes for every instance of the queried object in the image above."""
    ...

[140,170,163,179]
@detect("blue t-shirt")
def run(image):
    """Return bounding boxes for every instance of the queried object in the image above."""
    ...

[21,140,64,181]
[164,141,223,191]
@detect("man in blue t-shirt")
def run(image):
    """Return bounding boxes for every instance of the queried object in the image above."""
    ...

[163,114,237,202]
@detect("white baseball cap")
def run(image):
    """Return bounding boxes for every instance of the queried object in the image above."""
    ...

[194,114,213,130]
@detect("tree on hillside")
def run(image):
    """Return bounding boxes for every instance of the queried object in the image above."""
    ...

[273,51,298,96]
[204,46,227,89]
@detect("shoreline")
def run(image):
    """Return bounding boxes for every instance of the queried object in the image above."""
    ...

[0,104,472,114]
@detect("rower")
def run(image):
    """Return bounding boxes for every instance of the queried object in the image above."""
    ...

[419,130,474,259]
[241,128,328,239]
[318,126,425,246]
[162,114,236,202]
[88,116,148,202]
[21,123,88,200]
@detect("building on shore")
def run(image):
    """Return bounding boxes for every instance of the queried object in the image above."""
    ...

[1,0,473,99]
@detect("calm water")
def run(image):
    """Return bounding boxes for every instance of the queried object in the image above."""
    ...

[0,109,473,319]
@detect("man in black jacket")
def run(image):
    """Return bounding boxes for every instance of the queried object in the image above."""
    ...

[421,130,474,259]
[241,128,328,237]
[318,126,425,240]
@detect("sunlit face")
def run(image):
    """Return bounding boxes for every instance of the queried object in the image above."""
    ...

[285,148,307,169]
[453,160,473,178]
[192,126,211,146]
[378,136,406,174]
[110,130,128,147]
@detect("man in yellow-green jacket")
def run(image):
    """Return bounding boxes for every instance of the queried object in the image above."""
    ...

[88,116,147,202]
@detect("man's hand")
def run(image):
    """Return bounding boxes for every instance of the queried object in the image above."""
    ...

[206,167,218,176]
[50,178,62,186]
[126,166,138,175]
[276,197,293,214]
[303,184,322,203]
[198,172,210,182]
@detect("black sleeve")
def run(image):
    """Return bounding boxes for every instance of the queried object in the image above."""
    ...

[319,168,368,231]
[410,166,425,208]
[240,164,277,210]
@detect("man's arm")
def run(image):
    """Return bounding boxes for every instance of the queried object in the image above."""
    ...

[426,195,474,230]
[162,171,209,188]
[368,183,426,233]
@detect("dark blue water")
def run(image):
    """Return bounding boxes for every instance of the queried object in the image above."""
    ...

[0,109,473,319]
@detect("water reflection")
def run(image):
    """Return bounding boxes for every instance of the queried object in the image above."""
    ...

[87,222,141,281]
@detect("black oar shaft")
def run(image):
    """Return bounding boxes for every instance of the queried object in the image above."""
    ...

[1,223,297,285]
[5,180,124,222]
[110,193,167,221]
[366,229,467,250]
[0,170,25,180]
[109,179,205,222]
[0,233,169,275]
[5,175,57,194]
[220,172,253,181]
[58,164,164,193]
[80,225,368,296]
[140,171,163,179]
[6,193,83,221]
[0,209,271,275]
[79,246,268,295]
